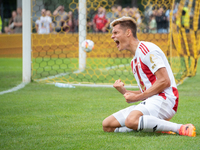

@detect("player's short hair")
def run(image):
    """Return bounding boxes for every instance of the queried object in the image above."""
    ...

[110,16,137,38]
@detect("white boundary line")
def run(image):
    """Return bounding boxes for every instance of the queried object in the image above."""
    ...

[177,77,188,86]
[0,83,27,95]
[47,82,138,88]
[35,69,84,82]
[71,83,138,88]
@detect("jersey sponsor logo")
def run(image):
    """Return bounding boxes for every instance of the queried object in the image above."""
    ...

[150,54,157,69]
[139,43,150,55]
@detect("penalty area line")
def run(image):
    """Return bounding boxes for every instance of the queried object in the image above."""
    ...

[0,82,27,95]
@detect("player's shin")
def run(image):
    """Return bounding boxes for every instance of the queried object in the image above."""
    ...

[137,115,182,133]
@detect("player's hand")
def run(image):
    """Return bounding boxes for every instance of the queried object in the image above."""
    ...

[113,79,124,88]
[124,92,139,103]
[113,79,126,94]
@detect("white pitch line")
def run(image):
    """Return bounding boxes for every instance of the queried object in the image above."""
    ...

[35,69,84,82]
[105,64,130,70]
[71,83,138,88]
[0,82,27,95]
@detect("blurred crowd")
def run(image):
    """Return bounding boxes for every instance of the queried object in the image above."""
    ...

[0,7,22,34]
[0,3,197,34]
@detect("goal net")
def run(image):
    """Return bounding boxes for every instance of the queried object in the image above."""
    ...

[30,0,200,86]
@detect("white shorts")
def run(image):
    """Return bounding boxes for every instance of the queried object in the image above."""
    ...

[113,95,176,126]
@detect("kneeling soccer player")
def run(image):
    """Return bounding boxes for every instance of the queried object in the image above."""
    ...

[102,16,196,137]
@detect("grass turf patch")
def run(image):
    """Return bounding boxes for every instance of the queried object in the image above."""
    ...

[0,83,200,149]
[0,58,22,92]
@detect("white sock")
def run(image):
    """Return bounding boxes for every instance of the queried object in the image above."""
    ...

[137,115,182,133]
[114,126,133,132]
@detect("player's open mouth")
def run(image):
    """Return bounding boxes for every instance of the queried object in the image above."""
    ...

[115,40,120,48]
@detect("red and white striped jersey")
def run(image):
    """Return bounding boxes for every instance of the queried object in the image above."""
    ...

[131,41,179,112]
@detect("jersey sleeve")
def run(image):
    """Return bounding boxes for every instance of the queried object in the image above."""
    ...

[143,50,166,74]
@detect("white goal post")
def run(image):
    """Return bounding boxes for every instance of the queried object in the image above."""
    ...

[78,0,87,72]
[22,0,87,83]
[22,0,31,83]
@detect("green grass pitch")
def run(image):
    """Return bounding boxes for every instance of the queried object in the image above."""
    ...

[0,58,200,149]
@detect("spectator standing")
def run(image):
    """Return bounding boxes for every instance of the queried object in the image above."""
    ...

[93,7,109,33]
[132,7,142,27]
[53,5,68,32]
[36,9,52,34]
[116,5,123,17]
[149,14,157,33]
[156,8,168,33]
[14,7,22,33]
[165,4,178,32]
[181,7,190,32]
[0,15,2,34]
[63,11,76,33]
[4,11,17,34]
[46,10,53,32]
[106,5,118,24]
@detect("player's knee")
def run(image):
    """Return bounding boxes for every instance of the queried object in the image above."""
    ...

[102,118,115,132]
[102,119,110,132]
[125,116,139,131]
[102,122,113,132]
[102,119,107,128]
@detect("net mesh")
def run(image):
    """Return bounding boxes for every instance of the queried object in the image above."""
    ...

[31,0,200,86]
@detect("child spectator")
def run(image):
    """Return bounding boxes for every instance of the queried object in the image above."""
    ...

[93,7,109,33]
[46,10,53,32]
[35,9,52,34]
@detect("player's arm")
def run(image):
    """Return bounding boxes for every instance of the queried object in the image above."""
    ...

[124,67,170,103]
[126,90,141,94]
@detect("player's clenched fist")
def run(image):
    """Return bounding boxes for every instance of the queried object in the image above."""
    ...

[113,79,126,94]
[124,92,139,103]
[113,79,124,88]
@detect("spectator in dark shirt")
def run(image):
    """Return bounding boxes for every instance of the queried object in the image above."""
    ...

[63,11,76,33]
[4,11,17,34]
[156,8,168,33]
[14,8,22,33]
[53,5,68,32]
